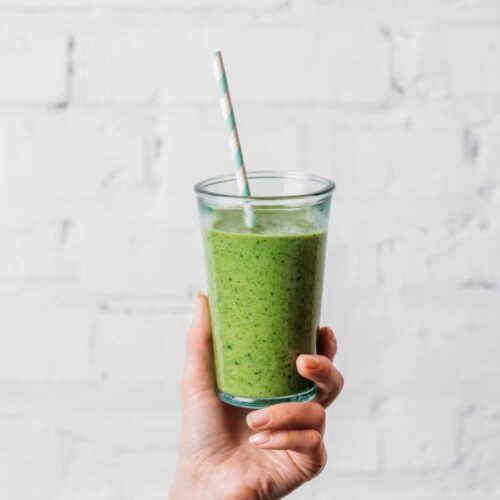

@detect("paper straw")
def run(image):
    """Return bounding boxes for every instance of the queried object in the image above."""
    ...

[212,51,254,227]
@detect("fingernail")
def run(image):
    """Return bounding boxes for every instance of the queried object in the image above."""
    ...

[247,410,270,429]
[329,328,336,343]
[191,292,208,331]
[193,292,202,314]
[191,293,202,323]
[249,432,271,446]
[302,355,320,370]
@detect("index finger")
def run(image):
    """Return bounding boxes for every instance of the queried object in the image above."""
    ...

[297,354,344,408]
[181,293,215,394]
[317,326,337,361]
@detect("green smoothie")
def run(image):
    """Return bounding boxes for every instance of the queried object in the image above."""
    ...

[203,208,327,401]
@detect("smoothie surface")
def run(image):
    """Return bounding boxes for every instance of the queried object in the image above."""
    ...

[204,208,327,399]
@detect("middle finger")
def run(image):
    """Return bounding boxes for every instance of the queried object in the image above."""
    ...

[246,402,326,434]
[297,354,344,407]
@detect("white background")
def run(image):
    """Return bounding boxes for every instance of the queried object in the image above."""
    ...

[0,1,499,499]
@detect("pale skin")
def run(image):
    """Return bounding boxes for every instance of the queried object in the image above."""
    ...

[170,293,344,500]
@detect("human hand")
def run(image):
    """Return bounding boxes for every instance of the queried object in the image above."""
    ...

[169,293,344,500]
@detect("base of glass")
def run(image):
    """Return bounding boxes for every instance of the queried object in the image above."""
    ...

[216,385,317,409]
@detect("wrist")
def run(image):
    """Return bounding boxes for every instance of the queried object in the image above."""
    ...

[169,474,193,500]
[169,468,217,500]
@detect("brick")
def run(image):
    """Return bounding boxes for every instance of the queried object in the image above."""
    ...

[100,0,287,8]
[306,124,392,196]
[316,24,391,104]
[76,24,390,104]
[327,194,481,246]
[2,120,145,211]
[381,399,459,471]
[293,480,498,500]
[0,384,180,432]
[290,478,423,500]
[158,108,303,196]
[0,0,284,8]
[107,450,177,500]
[326,414,379,473]
[75,29,211,104]
[144,194,200,229]
[92,311,190,383]
[306,120,468,198]
[0,388,180,499]
[421,234,499,288]
[223,108,304,177]
[62,443,177,500]
[392,29,419,94]
[61,407,180,451]
[226,24,390,104]
[0,290,88,381]
[326,240,380,293]
[398,291,499,399]
[0,219,76,283]
[461,404,500,493]
[482,118,500,194]
[364,230,499,292]
[416,23,500,99]
[0,33,67,104]
[59,443,115,500]
[320,289,408,397]
[0,0,87,6]
[81,222,204,298]
[328,284,500,401]
[0,417,63,500]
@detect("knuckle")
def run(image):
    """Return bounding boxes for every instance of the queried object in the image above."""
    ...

[282,405,293,420]
[338,371,345,391]
[180,377,190,393]
[309,429,323,448]
[180,375,195,393]
[283,429,294,445]
[271,404,291,424]
[319,447,328,474]
[319,357,334,380]
[314,404,326,427]
[317,355,329,371]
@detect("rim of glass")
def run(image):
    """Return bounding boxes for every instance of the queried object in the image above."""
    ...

[194,170,335,201]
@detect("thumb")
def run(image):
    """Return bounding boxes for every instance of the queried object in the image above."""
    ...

[181,292,215,393]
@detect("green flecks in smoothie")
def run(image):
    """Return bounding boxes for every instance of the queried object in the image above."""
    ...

[204,207,327,399]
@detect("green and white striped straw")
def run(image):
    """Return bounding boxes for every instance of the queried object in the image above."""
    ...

[212,51,254,227]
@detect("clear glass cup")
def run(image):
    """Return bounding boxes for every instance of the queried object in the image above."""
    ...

[195,171,335,409]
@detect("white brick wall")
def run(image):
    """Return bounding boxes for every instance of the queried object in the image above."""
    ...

[0,1,499,499]
[76,24,390,105]
[0,33,68,104]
